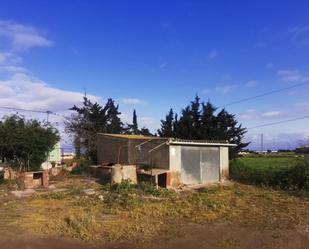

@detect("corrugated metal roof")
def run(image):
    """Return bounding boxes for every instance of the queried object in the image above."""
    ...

[168,138,237,147]
[97,133,236,146]
[97,133,166,140]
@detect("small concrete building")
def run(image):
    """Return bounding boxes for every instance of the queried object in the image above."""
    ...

[97,133,235,186]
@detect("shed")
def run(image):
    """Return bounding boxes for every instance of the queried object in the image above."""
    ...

[97,133,236,186]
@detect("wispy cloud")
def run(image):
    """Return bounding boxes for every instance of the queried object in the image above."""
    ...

[159,62,167,69]
[202,88,211,94]
[255,42,267,48]
[215,84,237,95]
[245,80,258,88]
[0,20,52,50]
[261,111,281,118]
[208,49,218,59]
[290,25,309,45]
[266,63,274,69]
[277,69,309,82]
[120,98,146,105]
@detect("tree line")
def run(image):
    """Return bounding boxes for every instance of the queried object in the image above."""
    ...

[0,94,248,170]
[67,95,248,162]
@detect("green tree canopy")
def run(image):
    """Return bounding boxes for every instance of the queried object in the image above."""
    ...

[0,115,59,171]
[157,96,249,158]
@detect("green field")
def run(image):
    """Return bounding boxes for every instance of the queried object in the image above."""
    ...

[230,156,309,190]
[237,156,303,170]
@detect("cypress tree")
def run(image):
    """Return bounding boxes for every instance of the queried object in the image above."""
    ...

[132,109,139,134]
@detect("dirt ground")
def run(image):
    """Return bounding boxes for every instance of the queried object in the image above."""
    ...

[0,176,308,249]
[1,222,308,249]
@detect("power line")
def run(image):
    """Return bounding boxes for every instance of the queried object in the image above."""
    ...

[0,106,71,120]
[248,115,309,129]
[217,81,309,109]
[0,105,48,114]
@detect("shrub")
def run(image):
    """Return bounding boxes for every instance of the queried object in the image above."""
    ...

[71,158,90,175]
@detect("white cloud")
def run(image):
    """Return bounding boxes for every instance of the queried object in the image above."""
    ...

[277,69,309,82]
[290,25,309,45]
[159,62,167,69]
[0,73,100,112]
[239,109,283,121]
[0,20,52,50]
[202,88,211,94]
[261,111,281,118]
[266,63,274,69]
[120,98,146,105]
[208,49,218,59]
[245,80,258,88]
[215,84,237,95]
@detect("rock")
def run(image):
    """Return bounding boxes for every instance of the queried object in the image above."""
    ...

[52,188,67,192]
[82,189,96,196]
[10,189,36,198]
[47,184,56,190]
[98,195,104,201]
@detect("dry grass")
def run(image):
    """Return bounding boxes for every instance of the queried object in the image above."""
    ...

[0,177,308,243]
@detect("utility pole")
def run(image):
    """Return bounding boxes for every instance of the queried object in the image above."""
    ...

[261,133,264,153]
[46,110,51,124]
[46,110,51,168]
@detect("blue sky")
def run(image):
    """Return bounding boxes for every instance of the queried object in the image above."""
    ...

[0,0,308,150]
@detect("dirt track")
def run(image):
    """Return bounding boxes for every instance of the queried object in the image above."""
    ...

[1,223,308,249]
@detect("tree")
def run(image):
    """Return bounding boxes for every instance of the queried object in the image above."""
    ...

[158,95,249,158]
[132,109,139,134]
[200,101,217,139]
[66,96,123,163]
[157,108,175,137]
[0,115,59,171]
[215,109,249,158]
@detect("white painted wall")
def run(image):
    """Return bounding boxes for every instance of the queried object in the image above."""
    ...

[169,145,181,171]
[219,146,229,180]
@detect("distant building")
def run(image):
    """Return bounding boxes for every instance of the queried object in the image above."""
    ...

[41,142,61,169]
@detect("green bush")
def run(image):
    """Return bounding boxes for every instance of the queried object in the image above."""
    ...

[230,159,309,190]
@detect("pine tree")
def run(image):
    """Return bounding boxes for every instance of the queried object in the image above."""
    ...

[190,95,202,139]
[158,95,249,158]
[200,101,217,140]
[177,106,193,139]
[67,96,123,163]
[215,109,250,157]
[105,98,123,134]
[157,108,175,137]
